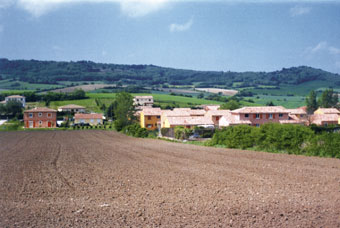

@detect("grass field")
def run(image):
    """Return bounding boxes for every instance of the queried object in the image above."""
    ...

[26,93,226,113]
[246,95,306,108]
[247,80,336,96]
[0,80,63,90]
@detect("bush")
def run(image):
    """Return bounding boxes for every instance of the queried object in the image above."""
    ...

[210,125,258,149]
[174,126,192,140]
[122,124,148,138]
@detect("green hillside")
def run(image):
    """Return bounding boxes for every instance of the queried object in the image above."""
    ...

[1,58,339,96]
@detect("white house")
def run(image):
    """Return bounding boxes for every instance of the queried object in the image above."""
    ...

[4,95,26,107]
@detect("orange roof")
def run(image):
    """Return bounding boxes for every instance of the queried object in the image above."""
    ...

[188,109,206,116]
[205,110,231,116]
[162,110,191,117]
[310,114,339,125]
[24,107,57,113]
[219,113,251,126]
[315,108,340,114]
[142,108,162,116]
[74,113,103,119]
[167,116,214,126]
[232,106,289,114]
[6,95,25,98]
[287,108,307,115]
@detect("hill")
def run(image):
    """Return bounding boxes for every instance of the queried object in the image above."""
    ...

[1,59,340,92]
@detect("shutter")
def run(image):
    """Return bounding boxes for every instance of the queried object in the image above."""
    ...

[253,114,256,118]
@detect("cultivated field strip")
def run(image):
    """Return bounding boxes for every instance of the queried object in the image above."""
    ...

[0,130,340,227]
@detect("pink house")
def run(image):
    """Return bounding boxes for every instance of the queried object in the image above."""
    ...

[217,106,305,127]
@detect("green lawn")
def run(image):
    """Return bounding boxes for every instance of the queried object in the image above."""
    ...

[245,95,306,108]
[0,80,63,90]
[247,80,337,96]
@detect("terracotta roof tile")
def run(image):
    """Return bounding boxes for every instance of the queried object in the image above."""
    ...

[232,106,289,114]
[24,107,57,113]
[167,116,214,126]
[315,108,340,114]
[75,113,103,119]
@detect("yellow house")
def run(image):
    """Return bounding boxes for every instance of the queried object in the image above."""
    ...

[140,108,162,130]
[314,108,340,115]
[162,116,214,129]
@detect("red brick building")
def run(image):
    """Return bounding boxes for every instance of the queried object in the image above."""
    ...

[24,107,57,128]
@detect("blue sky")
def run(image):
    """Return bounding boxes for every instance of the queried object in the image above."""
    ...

[1,0,340,73]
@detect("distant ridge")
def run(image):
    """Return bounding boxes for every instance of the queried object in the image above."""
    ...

[0,58,339,89]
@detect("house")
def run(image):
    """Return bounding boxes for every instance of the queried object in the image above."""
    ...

[219,112,252,127]
[74,113,103,126]
[58,104,86,113]
[205,110,232,126]
[229,106,302,127]
[286,108,308,125]
[200,105,220,111]
[163,116,214,129]
[24,107,57,128]
[310,114,339,126]
[139,107,162,130]
[4,95,26,107]
[133,96,154,107]
[314,108,340,115]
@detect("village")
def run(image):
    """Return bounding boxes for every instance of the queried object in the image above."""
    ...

[1,94,339,139]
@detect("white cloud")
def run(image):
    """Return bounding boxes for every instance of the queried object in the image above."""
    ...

[0,0,338,17]
[305,41,340,55]
[329,46,340,55]
[169,18,193,32]
[11,0,169,17]
[289,5,311,17]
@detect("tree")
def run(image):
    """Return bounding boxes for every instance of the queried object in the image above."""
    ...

[105,101,117,120]
[113,92,135,131]
[306,90,318,114]
[318,89,338,108]
[266,101,275,106]
[4,100,23,118]
[220,100,240,110]
[197,93,204,99]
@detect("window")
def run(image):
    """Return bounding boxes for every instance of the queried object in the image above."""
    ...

[47,113,52,118]
[256,114,260,119]
[279,113,283,118]
[147,124,153,128]
[97,119,101,123]
[38,112,42,117]
[39,121,42,126]
[216,116,220,121]
[80,119,85,123]
[90,119,94,123]
[149,99,151,101]
[256,124,260,127]
[245,114,249,118]
[157,116,160,119]
[269,114,273,119]
[148,116,151,120]
[29,113,33,118]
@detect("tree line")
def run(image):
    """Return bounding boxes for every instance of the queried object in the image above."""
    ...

[209,123,340,158]
[306,89,339,114]
[1,58,340,88]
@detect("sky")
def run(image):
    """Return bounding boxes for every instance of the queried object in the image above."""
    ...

[0,0,340,74]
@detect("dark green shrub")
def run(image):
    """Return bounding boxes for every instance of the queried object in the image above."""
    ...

[122,124,148,138]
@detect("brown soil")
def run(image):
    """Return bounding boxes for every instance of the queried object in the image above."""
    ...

[1,130,340,227]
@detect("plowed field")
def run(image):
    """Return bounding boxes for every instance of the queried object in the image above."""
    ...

[1,131,340,227]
